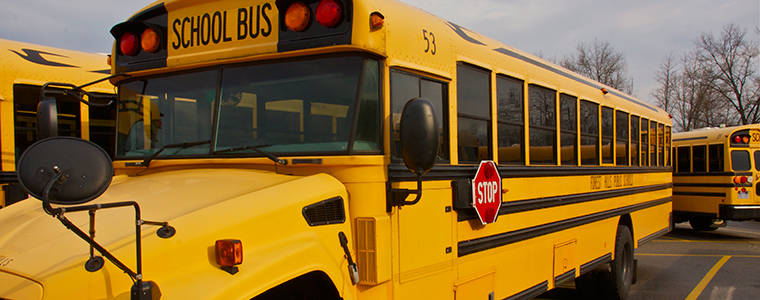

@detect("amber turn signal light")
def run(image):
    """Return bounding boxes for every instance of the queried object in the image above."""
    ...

[215,239,243,267]
[285,2,311,32]
[141,28,161,53]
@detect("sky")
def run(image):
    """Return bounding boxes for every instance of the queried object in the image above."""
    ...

[1,0,758,105]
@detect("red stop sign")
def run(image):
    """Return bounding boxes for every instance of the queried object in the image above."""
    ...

[472,161,501,225]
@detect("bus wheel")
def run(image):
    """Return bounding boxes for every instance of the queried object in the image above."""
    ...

[689,218,719,231]
[575,225,634,300]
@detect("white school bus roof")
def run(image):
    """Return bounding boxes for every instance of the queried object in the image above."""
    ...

[0,38,114,100]
[113,0,670,123]
[672,124,760,145]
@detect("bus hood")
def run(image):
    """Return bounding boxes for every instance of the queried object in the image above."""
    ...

[0,168,349,298]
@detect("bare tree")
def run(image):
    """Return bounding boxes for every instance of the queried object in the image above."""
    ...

[560,38,635,95]
[651,53,678,113]
[694,23,760,125]
[652,51,731,132]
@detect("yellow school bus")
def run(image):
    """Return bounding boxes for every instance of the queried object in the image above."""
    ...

[672,124,760,230]
[0,0,672,299]
[0,38,116,208]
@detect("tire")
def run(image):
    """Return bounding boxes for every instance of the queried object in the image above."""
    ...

[689,218,719,231]
[603,225,635,300]
[575,225,634,300]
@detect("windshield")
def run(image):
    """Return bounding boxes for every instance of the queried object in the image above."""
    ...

[116,55,381,159]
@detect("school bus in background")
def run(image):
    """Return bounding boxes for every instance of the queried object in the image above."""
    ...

[0,0,672,299]
[672,124,760,231]
[0,38,116,208]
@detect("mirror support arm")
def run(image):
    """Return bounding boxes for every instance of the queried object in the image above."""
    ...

[38,166,172,299]
[386,175,424,212]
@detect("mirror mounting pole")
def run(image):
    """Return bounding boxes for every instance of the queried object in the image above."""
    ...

[37,164,171,299]
[387,174,424,212]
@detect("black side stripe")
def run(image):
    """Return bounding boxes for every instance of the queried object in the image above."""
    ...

[458,197,672,257]
[674,171,752,177]
[673,191,727,197]
[554,270,576,286]
[673,136,709,142]
[389,163,672,182]
[674,183,749,188]
[638,227,669,246]
[458,183,672,222]
[579,253,612,275]
[502,281,548,300]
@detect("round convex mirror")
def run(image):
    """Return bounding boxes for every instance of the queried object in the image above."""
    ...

[17,137,113,205]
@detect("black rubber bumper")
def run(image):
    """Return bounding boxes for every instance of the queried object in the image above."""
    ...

[719,204,760,220]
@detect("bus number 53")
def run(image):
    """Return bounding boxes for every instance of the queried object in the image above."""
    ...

[423,29,436,55]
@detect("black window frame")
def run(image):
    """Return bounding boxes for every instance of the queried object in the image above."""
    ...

[708,144,724,172]
[559,94,577,166]
[601,106,614,164]
[580,100,599,166]
[615,111,629,166]
[496,74,525,165]
[630,115,640,166]
[528,84,557,165]
[390,68,450,163]
[692,145,707,172]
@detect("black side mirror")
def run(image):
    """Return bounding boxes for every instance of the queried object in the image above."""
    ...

[37,97,58,140]
[17,137,112,204]
[399,97,440,176]
[389,98,440,209]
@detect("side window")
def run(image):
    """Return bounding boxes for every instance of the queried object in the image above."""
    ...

[13,84,83,161]
[391,69,449,161]
[497,75,524,165]
[658,124,665,167]
[640,118,649,166]
[665,126,672,167]
[559,94,577,165]
[709,144,724,172]
[88,93,117,158]
[630,115,640,166]
[601,107,614,164]
[650,121,658,166]
[731,150,751,171]
[677,146,691,173]
[692,145,707,172]
[580,100,599,165]
[457,63,491,164]
[528,85,556,165]
[616,111,629,166]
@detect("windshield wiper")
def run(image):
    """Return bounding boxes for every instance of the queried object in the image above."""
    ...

[213,144,288,166]
[126,140,211,168]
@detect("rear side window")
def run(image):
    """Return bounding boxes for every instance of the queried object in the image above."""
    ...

[731,150,751,171]
[677,146,690,173]
[692,145,706,172]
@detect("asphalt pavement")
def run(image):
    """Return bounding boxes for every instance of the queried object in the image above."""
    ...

[536,220,760,300]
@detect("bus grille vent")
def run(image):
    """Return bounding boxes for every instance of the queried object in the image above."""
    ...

[356,217,377,285]
[302,197,345,226]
